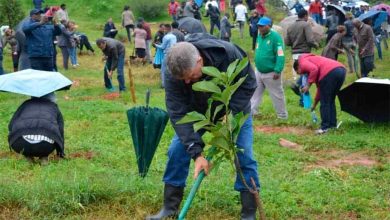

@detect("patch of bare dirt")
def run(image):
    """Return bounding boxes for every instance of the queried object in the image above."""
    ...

[307,150,378,170]
[279,138,302,150]
[72,80,80,87]
[102,92,120,100]
[254,125,311,135]
[0,151,14,158]
[68,151,96,160]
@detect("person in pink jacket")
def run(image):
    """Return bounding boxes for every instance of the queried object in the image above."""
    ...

[293,53,346,134]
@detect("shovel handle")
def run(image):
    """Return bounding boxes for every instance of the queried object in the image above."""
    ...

[178,170,206,220]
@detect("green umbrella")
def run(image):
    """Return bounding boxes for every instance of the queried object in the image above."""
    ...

[126,89,169,177]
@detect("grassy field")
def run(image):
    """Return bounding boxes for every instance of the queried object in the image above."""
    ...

[0,1,389,219]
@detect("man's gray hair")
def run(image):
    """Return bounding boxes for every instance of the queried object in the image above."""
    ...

[352,18,362,26]
[166,42,199,79]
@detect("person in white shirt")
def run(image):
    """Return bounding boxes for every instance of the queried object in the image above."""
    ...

[234,0,248,38]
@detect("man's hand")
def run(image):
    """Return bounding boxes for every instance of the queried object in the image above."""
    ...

[194,156,210,179]
[359,48,365,56]
[40,15,48,24]
[301,85,309,93]
[108,70,113,79]
[273,73,280,80]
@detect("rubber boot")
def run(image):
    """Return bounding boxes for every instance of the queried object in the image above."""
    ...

[146,184,184,220]
[240,191,257,220]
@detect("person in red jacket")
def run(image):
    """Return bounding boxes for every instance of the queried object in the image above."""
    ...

[255,0,266,16]
[168,0,180,22]
[293,54,346,134]
[309,0,322,25]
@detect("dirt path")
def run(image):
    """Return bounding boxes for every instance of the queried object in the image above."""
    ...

[254,125,311,135]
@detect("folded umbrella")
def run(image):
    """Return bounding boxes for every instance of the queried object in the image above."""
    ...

[126,90,169,177]
[338,78,390,123]
[0,69,72,97]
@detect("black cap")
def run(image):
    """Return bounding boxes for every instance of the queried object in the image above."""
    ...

[30,9,43,16]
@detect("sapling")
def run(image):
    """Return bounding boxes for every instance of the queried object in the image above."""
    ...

[177,57,266,220]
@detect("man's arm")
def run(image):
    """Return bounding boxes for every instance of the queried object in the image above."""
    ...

[22,21,41,34]
[362,26,375,54]
[273,33,285,74]
[165,75,204,160]
[109,46,119,71]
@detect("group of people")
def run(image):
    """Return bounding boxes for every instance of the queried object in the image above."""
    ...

[1,1,388,219]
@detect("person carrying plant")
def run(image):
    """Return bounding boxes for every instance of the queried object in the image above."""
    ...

[146,33,260,220]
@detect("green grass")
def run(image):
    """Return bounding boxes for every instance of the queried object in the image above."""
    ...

[1,1,390,219]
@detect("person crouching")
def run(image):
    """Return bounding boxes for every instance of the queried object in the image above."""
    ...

[8,97,65,164]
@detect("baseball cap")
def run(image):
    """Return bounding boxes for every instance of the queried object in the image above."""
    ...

[30,9,43,16]
[257,17,272,26]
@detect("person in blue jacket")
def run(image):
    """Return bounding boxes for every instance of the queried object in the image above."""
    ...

[23,9,61,71]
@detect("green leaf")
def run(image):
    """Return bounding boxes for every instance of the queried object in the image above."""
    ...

[212,104,224,121]
[192,81,221,94]
[230,76,247,95]
[220,87,232,106]
[209,136,231,152]
[177,111,206,124]
[193,119,211,132]
[229,58,248,84]
[232,112,250,143]
[205,98,212,120]
[226,59,239,78]
[202,66,223,81]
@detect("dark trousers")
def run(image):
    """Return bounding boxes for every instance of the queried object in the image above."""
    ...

[209,19,220,35]
[12,137,56,157]
[12,52,19,72]
[53,45,58,71]
[29,57,54,71]
[319,67,346,130]
[360,55,374,77]
[0,48,4,75]
[60,46,69,69]
[79,35,94,52]
[125,24,134,42]
[251,32,258,50]
[104,53,126,91]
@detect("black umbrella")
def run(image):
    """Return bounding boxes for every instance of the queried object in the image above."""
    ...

[326,4,346,25]
[178,17,207,35]
[338,78,390,123]
[126,90,169,177]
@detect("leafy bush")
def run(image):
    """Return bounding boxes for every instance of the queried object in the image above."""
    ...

[131,0,166,19]
[0,0,24,28]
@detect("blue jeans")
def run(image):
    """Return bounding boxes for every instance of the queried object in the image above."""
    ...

[163,116,260,191]
[0,48,4,75]
[319,67,346,130]
[105,53,126,91]
[375,35,383,60]
[311,13,321,25]
[67,47,78,65]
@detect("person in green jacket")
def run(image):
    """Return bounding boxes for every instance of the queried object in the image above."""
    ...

[250,16,288,119]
